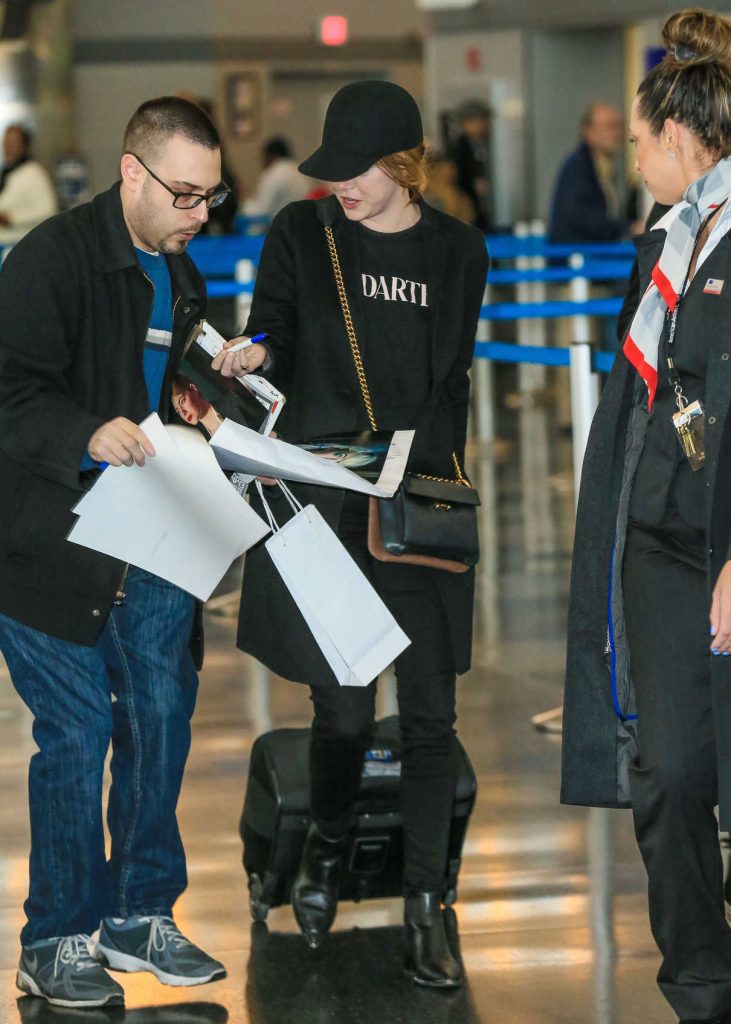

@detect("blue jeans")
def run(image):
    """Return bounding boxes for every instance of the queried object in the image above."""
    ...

[0,567,198,946]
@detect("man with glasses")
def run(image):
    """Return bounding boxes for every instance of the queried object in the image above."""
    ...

[0,96,238,1008]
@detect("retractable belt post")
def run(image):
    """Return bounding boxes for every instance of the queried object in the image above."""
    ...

[568,254,600,502]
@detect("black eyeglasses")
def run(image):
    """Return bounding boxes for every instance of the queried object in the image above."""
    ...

[128,152,231,210]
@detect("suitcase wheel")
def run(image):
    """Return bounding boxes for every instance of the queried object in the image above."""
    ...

[249,873,270,922]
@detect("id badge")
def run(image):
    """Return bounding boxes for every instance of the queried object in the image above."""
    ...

[672,399,706,471]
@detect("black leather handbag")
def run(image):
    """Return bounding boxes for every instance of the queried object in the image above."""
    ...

[376,470,480,565]
[325,225,480,574]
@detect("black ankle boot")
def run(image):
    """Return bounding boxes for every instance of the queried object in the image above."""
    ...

[404,892,463,988]
[291,822,348,949]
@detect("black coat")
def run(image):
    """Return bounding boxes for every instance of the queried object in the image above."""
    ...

[0,183,206,648]
[562,218,731,826]
[448,134,490,231]
[237,196,489,686]
[548,141,628,244]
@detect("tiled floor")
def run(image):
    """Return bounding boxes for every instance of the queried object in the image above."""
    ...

[0,402,678,1023]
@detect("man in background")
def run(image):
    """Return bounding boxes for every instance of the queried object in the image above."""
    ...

[548,102,641,243]
[242,135,310,223]
[448,100,492,231]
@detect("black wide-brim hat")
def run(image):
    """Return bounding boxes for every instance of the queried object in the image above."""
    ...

[299,80,424,182]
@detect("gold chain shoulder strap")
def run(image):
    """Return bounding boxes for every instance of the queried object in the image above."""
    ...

[324,224,469,487]
[325,224,378,432]
[416,455,470,488]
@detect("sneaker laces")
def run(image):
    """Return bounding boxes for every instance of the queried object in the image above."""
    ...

[146,917,192,959]
[54,935,97,977]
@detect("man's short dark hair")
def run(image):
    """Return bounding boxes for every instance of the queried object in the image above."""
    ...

[123,96,220,162]
[5,123,32,153]
[263,136,292,161]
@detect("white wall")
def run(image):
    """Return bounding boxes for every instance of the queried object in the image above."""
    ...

[74,63,215,192]
[424,30,527,225]
[527,28,625,222]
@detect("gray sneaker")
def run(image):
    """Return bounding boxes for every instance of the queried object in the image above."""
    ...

[17,935,125,1008]
[94,916,226,987]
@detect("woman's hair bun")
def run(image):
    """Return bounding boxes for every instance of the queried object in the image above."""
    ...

[663,7,731,65]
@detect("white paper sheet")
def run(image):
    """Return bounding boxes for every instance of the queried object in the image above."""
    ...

[69,414,270,600]
[210,419,414,498]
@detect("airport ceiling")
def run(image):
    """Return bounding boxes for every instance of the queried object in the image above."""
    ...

[428,0,701,32]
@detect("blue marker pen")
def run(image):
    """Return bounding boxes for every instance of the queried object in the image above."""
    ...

[227,332,268,354]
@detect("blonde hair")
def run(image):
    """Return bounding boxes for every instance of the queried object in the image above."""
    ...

[377,143,429,203]
[637,8,731,159]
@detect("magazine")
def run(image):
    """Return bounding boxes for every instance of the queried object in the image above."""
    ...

[295,430,413,497]
[174,319,284,437]
[209,423,414,498]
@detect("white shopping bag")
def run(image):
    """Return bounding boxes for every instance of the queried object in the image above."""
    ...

[258,483,411,686]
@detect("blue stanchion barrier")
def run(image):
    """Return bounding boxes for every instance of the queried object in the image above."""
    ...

[480,296,623,320]
[187,232,633,277]
[473,339,616,373]
[233,213,271,234]
[593,351,617,373]
[189,233,634,297]
[545,242,635,259]
[474,340,569,366]
[484,236,636,260]
[205,280,254,299]
[187,235,264,276]
[488,260,632,285]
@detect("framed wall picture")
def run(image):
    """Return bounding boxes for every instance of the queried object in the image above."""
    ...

[226,72,259,139]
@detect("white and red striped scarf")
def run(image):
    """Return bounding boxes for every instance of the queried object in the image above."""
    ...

[623,158,731,409]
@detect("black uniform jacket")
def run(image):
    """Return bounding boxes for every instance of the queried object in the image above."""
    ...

[237,196,489,687]
[0,183,206,651]
[561,218,731,827]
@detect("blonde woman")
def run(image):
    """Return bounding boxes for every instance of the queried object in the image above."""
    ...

[214,80,488,987]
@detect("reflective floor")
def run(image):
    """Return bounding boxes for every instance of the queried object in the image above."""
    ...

[0,389,678,1023]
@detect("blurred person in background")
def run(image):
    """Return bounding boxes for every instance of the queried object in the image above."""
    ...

[563,10,731,1022]
[548,102,642,243]
[241,135,310,223]
[448,99,492,231]
[423,154,474,223]
[0,123,57,243]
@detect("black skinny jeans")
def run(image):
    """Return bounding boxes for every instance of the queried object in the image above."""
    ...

[308,493,459,894]
[623,518,731,1021]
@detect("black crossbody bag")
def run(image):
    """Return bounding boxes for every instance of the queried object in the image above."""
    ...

[324,225,480,574]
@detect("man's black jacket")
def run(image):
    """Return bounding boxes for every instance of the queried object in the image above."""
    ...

[0,183,206,647]
[548,141,628,244]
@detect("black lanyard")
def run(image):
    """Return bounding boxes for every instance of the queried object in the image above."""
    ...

[664,207,722,391]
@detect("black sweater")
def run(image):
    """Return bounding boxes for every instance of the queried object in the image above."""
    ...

[246,196,488,479]
[237,196,489,686]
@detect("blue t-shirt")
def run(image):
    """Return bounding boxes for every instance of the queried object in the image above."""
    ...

[135,246,174,414]
[81,248,173,470]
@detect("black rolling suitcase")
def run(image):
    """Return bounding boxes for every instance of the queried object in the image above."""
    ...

[240,714,477,921]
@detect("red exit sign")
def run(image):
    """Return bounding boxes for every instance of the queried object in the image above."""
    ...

[319,15,348,46]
